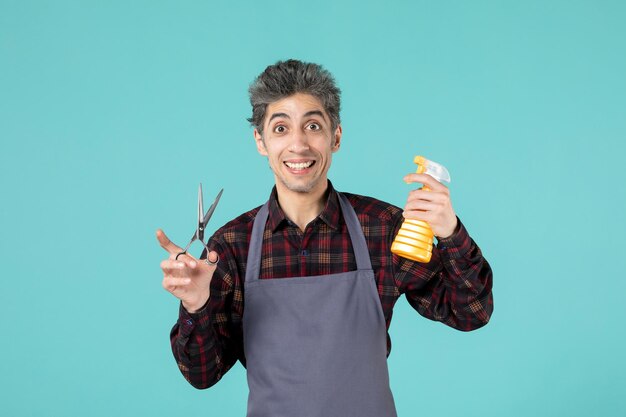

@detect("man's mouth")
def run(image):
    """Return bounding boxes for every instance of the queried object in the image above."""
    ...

[284,160,315,171]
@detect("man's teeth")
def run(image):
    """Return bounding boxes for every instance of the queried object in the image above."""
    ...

[285,161,314,170]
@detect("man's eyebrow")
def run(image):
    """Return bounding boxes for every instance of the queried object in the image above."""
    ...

[268,112,290,123]
[303,110,327,121]
[267,110,328,125]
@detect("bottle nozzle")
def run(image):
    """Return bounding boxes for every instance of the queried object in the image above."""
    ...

[414,156,451,184]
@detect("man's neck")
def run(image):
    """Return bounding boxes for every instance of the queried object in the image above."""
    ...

[275,181,328,232]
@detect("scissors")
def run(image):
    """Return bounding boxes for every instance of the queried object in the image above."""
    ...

[175,184,223,265]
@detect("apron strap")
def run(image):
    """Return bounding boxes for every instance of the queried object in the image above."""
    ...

[245,202,270,284]
[244,191,372,284]
[336,192,372,271]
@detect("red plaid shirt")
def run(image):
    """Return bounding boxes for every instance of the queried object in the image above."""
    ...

[170,181,493,389]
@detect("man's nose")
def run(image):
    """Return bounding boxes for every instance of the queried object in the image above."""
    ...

[289,129,310,152]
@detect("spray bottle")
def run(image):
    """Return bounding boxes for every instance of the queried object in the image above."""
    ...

[390,155,451,263]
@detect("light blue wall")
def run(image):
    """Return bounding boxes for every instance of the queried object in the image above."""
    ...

[1,1,625,416]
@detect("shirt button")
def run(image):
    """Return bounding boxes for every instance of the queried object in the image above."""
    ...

[301,250,309,256]
[185,319,193,326]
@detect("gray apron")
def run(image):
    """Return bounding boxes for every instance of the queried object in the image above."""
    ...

[243,192,397,417]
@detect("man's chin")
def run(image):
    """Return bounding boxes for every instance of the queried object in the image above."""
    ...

[285,183,315,193]
[279,177,319,194]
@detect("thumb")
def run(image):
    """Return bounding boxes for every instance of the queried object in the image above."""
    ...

[206,250,219,264]
[156,229,183,255]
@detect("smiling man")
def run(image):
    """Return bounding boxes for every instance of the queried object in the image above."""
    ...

[254,92,341,230]
[158,59,493,417]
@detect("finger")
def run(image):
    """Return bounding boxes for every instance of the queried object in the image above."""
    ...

[161,257,203,281]
[160,259,192,280]
[402,210,434,222]
[408,189,449,203]
[160,259,187,272]
[206,251,219,265]
[162,276,192,291]
[404,201,440,212]
[403,173,448,192]
[156,229,183,255]
[175,252,199,269]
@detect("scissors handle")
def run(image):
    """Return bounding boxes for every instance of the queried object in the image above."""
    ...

[175,238,194,260]
[175,239,211,261]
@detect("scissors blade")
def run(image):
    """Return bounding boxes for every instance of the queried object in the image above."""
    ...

[184,184,204,244]
[198,183,204,225]
[202,188,223,227]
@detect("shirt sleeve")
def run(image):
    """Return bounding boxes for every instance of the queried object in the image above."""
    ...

[169,239,243,389]
[393,215,494,331]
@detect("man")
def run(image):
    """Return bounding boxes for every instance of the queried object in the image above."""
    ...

[157,59,493,417]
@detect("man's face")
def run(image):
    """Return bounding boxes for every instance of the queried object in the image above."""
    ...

[254,93,342,195]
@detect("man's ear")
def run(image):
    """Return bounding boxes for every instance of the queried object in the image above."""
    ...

[254,129,268,156]
[332,125,342,152]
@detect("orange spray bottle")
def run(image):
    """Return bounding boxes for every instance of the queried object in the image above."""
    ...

[391,156,451,263]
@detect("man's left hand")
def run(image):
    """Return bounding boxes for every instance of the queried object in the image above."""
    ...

[402,173,458,239]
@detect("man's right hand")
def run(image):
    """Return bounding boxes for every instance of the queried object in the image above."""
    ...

[157,229,219,313]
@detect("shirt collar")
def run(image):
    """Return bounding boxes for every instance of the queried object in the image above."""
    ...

[267,180,341,233]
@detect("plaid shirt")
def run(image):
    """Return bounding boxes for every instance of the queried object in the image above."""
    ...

[170,181,493,389]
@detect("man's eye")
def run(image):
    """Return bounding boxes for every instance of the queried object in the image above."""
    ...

[274,125,287,133]
[307,123,321,131]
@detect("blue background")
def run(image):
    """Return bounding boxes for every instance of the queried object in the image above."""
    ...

[1,1,625,416]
